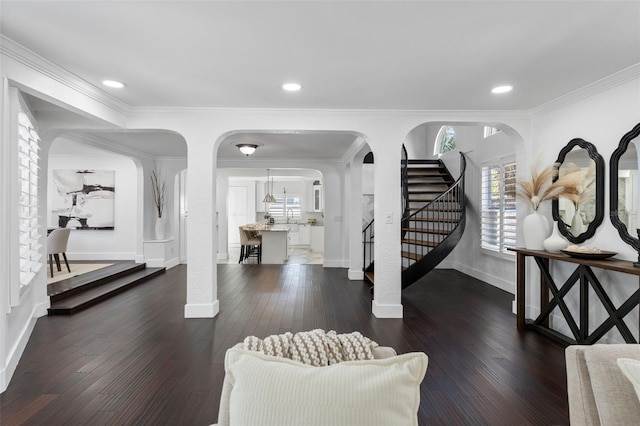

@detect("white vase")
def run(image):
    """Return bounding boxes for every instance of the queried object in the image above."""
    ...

[523,212,550,250]
[570,212,585,237]
[155,216,165,240]
[543,221,568,253]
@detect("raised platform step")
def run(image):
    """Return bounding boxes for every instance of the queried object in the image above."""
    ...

[48,262,165,315]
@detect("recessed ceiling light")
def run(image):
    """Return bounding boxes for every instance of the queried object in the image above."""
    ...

[102,80,125,89]
[282,82,302,92]
[491,85,513,94]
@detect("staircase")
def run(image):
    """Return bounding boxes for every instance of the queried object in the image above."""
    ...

[363,151,467,289]
[47,262,165,315]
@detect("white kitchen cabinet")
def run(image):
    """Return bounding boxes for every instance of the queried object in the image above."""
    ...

[310,225,324,253]
[313,183,323,211]
[288,227,300,245]
[299,224,310,245]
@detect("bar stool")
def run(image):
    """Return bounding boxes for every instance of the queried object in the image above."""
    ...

[239,226,262,264]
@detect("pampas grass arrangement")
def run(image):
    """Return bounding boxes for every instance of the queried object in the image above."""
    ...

[558,161,596,212]
[516,161,583,211]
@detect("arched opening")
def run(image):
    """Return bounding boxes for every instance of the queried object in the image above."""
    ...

[214,129,368,267]
[404,121,525,294]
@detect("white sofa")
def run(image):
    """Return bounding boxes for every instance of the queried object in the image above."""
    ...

[566,344,640,425]
[214,343,428,426]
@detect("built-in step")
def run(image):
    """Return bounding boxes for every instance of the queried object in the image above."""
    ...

[48,262,165,315]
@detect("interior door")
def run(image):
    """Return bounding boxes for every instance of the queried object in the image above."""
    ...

[228,186,248,247]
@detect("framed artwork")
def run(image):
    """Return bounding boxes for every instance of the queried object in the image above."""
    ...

[51,169,115,230]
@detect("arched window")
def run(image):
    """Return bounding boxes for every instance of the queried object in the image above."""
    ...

[434,126,456,156]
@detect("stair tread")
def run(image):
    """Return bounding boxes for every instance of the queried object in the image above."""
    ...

[364,271,375,284]
[408,217,459,223]
[407,207,463,211]
[401,251,422,261]
[402,239,438,247]
[49,268,165,313]
[402,227,450,234]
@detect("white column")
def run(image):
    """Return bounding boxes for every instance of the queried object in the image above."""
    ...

[184,135,219,318]
[371,138,403,318]
[348,157,364,280]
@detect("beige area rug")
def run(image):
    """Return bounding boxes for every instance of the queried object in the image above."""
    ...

[47,263,113,285]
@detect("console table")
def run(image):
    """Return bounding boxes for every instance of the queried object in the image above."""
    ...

[509,248,640,345]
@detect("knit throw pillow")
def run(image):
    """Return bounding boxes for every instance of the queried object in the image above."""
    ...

[243,329,377,366]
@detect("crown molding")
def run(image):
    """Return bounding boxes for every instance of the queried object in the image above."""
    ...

[60,132,154,161]
[530,62,640,118]
[130,106,531,120]
[0,35,130,116]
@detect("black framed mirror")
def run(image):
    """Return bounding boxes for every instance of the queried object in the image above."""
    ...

[610,122,640,252]
[552,138,605,243]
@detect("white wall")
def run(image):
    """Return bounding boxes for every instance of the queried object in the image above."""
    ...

[526,77,640,343]
[48,141,138,260]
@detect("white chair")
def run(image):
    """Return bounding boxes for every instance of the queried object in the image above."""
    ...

[47,228,71,278]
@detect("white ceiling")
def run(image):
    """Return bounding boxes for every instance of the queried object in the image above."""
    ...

[4,1,640,159]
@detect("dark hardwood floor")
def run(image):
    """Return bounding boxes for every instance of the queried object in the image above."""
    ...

[1,264,569,425]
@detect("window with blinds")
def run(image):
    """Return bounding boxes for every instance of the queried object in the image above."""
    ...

[481,159,516,255]
[17,107,42,286]
[268,194,302,219]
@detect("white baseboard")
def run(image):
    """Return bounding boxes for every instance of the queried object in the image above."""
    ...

[135,255,145,263]
[348,269,364,280]
[453,262,515,294]
[323,259,346,268]
[165,257,179,269]
[68,252,136,261]
[145,256,180,269]
[1,300,49,393]
[217,253,228,261]
[372,300,403,318]
[184,301,220,318]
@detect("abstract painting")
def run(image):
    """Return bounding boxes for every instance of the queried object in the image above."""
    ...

[51,169,115,230]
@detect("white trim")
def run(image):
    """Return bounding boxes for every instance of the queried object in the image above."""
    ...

[217,253,229,261]
[372,300,403,318]
[453,262,515,295]
[531,62,640,118]
[0,35,130,116]
[348,269,364,280]
[184,301,219,318]
[0,300,49,393]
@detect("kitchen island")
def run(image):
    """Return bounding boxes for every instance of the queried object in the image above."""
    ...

[260,225,289,264]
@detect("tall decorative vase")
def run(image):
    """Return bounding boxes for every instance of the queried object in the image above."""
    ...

[523,212,550,250]
[155,216,165,240]
[543,221,568,253]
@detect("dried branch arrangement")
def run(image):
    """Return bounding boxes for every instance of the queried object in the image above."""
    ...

[516,161,583,211]
[150,170,165,218]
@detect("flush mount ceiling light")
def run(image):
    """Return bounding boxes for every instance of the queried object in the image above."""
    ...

[237,143,258,156]
[102,80,126,89]
[491,85,513,94]
[282,82,302,92]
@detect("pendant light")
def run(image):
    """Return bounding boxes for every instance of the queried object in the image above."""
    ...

[263,169,276,203]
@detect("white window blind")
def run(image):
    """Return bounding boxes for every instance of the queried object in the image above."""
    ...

[268,194,302,219]
[17,107,42,286]
[481,160,516,255]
